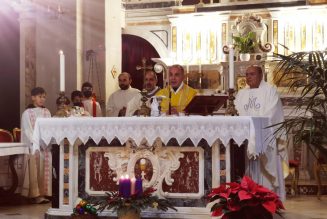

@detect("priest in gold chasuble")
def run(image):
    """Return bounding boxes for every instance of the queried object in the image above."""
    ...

[156,64,197,115]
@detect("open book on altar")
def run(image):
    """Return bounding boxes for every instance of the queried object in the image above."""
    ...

[184,95,228,116]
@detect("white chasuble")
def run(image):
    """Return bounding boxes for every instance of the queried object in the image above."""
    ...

[21,107,52,198]
[235,80,288,201]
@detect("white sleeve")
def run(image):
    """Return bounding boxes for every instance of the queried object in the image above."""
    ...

[125,95,141,117]
[106,94,116,117]
[21,110,33,146]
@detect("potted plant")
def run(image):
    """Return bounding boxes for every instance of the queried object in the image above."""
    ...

[232,31,257,61]
[273,50,327,160]
[208,176,284,219]
[91,187,177,219]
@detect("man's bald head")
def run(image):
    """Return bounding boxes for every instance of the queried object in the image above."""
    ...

[118,72,132,90]
[245,65,263,89]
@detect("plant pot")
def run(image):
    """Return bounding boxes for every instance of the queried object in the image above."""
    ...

[117,208,141,219]
[239,53,251,61]
[225,206,273,219]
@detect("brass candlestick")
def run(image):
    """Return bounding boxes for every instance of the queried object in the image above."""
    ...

[225,88,238,116]
[55,91,70,117]
[138,89,151,117]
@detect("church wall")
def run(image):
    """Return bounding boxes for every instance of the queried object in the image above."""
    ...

[0,3,20,130]
[34,2,77,114]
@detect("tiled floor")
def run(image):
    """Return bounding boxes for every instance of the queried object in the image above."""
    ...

[0,196,326,219]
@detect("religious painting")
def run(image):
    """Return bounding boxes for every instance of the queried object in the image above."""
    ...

[134,158,153,183]
[186,67,220,90]
[182,32,192,63]
[162,151,200,193]
[88,151,118,192]
[237,76,247,91]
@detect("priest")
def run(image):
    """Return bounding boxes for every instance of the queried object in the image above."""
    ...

[125,70,160,116]
[235,65,288,201]
[106,72,140,117]
[156,64,197,115]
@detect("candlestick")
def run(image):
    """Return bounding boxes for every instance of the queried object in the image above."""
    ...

[228,45,234,89]
[59,50,65,92]
[131,177,136,195]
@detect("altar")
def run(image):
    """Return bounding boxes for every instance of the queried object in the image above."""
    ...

[32,116,270,218]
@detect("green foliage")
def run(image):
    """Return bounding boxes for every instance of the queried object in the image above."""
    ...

[273,50,327,158]
[232,31,257,53]
[89,188,177,216]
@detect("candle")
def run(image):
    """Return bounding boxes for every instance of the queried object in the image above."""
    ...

[119,175,125,196]
[135,177,143,196]
[186,64,189,74]
[123,175,131,198]
[59,50,65,92]
[140,158,146,171]
[228,45,234,89]
[131,177,136,195]
[199,63,202,73]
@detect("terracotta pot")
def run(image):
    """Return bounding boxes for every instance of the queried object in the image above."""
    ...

[226,206,273,219]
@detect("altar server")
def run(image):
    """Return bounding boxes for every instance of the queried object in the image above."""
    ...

[21,87,51,203]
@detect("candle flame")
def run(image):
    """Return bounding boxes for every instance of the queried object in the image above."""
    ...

[59,50,64,55]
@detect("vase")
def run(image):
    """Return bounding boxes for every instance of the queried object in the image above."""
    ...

[239,53,251,61]
[117,208,141,219]
[226,206,273,219]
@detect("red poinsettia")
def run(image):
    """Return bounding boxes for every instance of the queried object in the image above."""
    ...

[208,176,285,218]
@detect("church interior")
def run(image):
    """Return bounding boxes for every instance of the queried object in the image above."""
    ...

[0,0,327,218]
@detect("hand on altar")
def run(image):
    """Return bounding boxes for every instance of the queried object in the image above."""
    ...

[118,107,126,117]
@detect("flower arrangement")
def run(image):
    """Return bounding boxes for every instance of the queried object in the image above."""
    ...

[208,176,284,219]
[91,176,176,219]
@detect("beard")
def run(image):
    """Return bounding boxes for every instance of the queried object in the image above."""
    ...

[119,84,129,90]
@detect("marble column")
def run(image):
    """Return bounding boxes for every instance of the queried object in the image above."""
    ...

[105,0,122,115]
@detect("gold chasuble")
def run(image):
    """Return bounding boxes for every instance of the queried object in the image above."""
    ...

[156,83,197,113]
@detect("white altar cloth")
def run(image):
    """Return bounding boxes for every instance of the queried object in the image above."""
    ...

[32,116,270,157]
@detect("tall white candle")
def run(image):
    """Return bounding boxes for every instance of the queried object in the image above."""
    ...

[186,64,189,74]
[59,50,65,92]
[199,63,202,73]
[131,177,136,195]
[228,45,234,89]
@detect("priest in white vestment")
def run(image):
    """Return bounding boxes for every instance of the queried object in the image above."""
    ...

[21,87,52,203]
[126,70,160,116]
[235,65,288,201]
[106,72,140,117]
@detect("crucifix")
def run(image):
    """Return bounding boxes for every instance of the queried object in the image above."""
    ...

[136,57,153,116]
[136,57,153,83]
